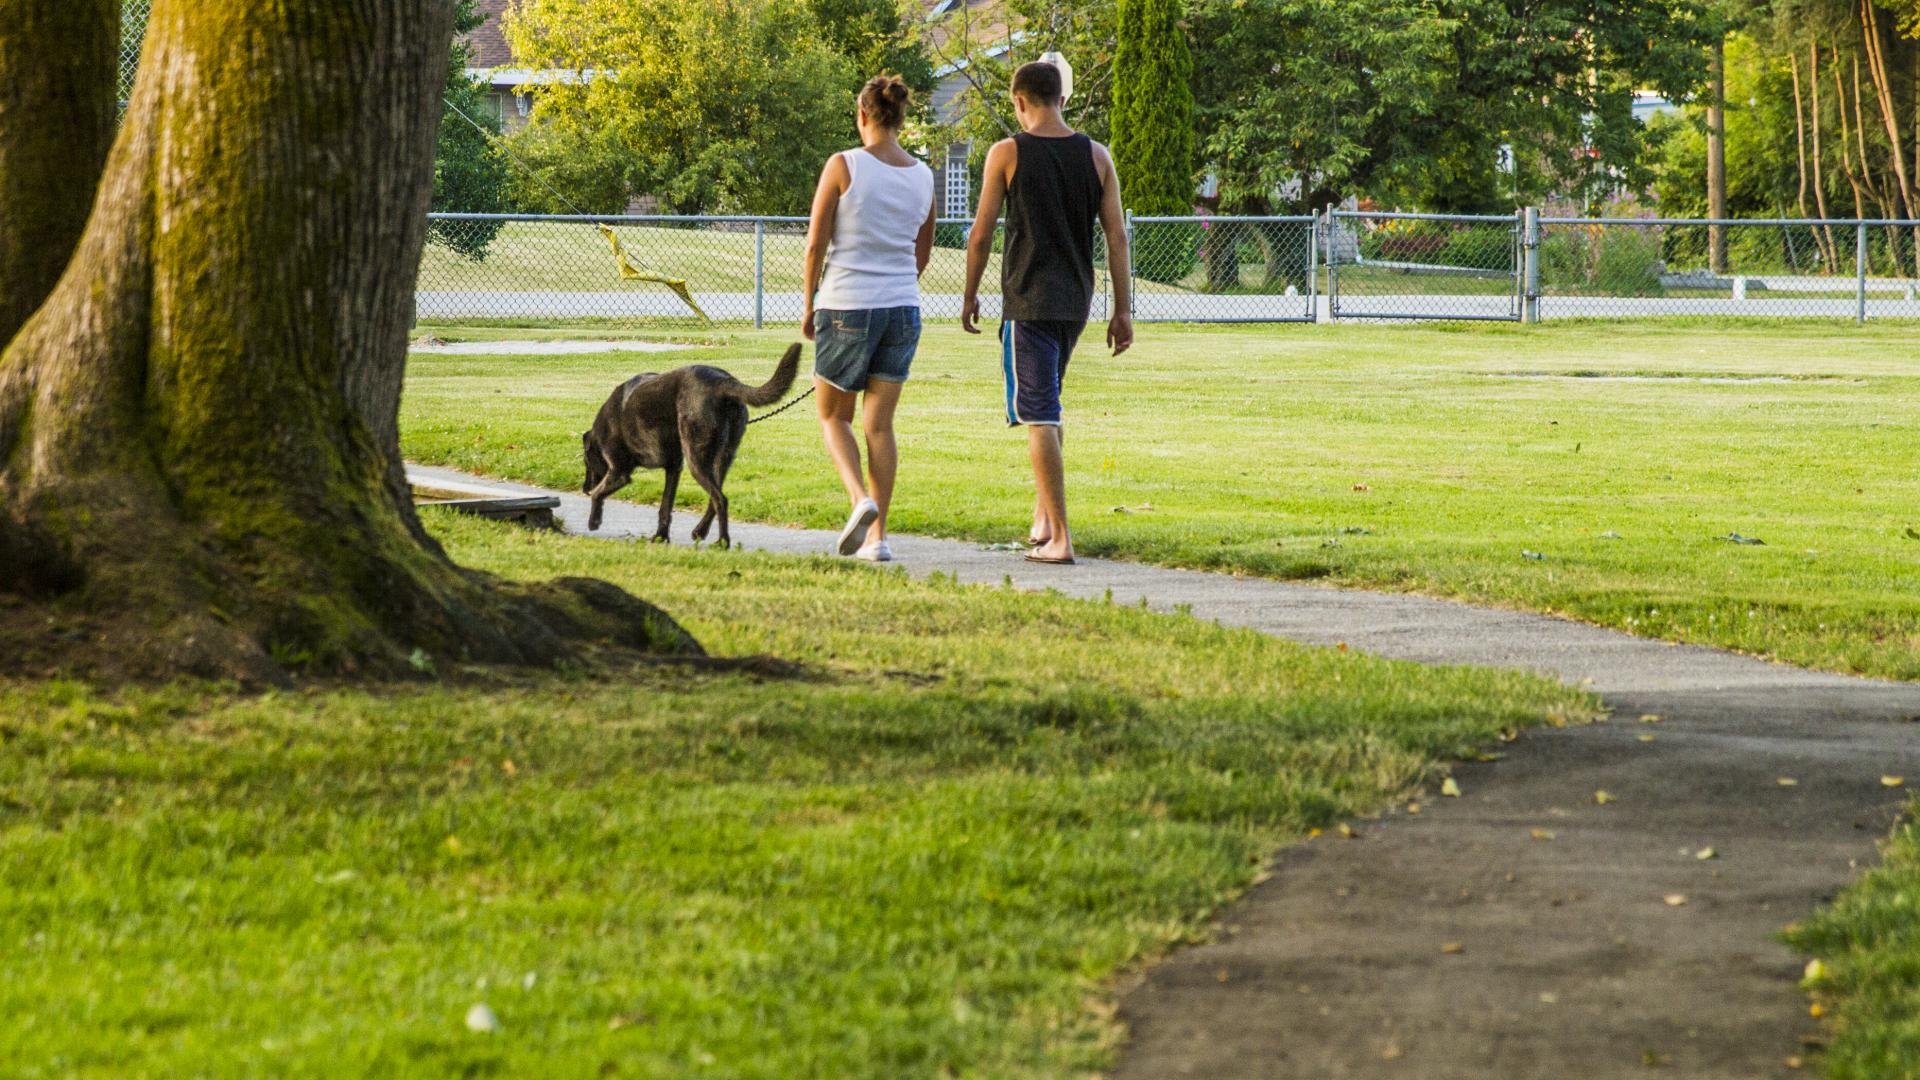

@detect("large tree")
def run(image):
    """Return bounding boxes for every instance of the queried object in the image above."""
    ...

[1111,0,1195,214]
[1192,0,1721,214]
[431,0,516,258]
[505,0,930,215]
[0,0,697,681]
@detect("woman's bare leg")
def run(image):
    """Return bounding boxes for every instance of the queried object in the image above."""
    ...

[859,379,903,542]
[815,377,867,507]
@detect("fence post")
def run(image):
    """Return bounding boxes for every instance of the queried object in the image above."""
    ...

[1521,207,1540,324]
[1316,206,1334,324]
[1305,211,1319,322]
[753,219,765,330]
[1124,209,1136,319]
[1856,221,1868,324]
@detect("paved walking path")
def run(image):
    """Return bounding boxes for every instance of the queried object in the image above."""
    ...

[413,464,1920,1078]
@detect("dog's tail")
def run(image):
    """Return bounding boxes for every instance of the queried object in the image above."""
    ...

[724,343,803,407]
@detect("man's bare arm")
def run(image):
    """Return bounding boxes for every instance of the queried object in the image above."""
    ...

[961,139,1014,334]
[1091,142,1134,355]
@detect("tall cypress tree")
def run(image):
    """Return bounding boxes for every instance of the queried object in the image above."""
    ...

[1111,0,1194,215]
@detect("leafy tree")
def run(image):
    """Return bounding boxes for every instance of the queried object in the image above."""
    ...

[806,0,935,94]
[432,0,514,258]
[0,0,695,679]
[505,0,928,214]
[1191,0,1721,214]
[933,0,1121,158]
[1111,0,1194,214]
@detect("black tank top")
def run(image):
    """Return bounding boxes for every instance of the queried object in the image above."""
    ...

[1001,132,1102,322]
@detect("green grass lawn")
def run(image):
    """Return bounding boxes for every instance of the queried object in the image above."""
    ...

[1787,809,1920,1078]
[0,513,1587,1078]
[404,319,1920,681]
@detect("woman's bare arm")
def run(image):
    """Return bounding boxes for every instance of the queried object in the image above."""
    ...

[801,153,850,339]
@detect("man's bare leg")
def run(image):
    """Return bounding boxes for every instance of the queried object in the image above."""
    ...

[1029,427,1059,545]
[1028,424,1072,561]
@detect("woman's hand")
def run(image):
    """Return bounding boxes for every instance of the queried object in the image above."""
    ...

[801,308,816,342]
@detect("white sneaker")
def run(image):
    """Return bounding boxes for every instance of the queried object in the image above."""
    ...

[855,540,892,562]
[837,498,880,555]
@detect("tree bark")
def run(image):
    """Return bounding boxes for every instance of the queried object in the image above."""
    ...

[1707,34,1727,273]
[1808,42,1840,271]
[1860,0,1919,273]
[0,0,698,681]
[0,0,116,345]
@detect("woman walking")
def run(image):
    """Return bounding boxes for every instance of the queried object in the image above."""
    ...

[801,75,936,561]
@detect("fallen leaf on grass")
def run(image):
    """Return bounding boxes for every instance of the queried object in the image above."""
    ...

[1440,942,1464,954]
[1882,775,1905,787]
[1695,846,1717,860]
[1639,713,1663,724]
[1809,1002,1824,1017]
[1352,483,1371,492]
[1595,790,1615,805]
[1406,802,1422,814]
[1530,828,1555,841]
[1803,959,1830,985]
[1663,893,1688,906]
[1785,1055,1804,1070]
[466,1003,500,1033]
[1441,777,1462,798]
[1337,822,1359,839]
[1638,734,1658,743]
[501,758,518,777]
[1777,777,1799,786]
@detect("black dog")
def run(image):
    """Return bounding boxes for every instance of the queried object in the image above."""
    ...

[582,344,801,548]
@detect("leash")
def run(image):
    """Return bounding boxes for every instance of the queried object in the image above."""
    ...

[746,384,816,425]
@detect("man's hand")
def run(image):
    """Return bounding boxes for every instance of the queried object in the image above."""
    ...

[801,308,816,342]
[961,294,982,334]
[1107,312,1134,356]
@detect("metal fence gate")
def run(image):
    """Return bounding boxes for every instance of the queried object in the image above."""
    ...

[1326,211,1524,321]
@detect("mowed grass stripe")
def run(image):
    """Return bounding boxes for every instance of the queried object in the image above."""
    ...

[0,515,1587,1077]
[404,319,1920,680]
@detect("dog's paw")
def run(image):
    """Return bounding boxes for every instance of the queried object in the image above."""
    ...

[650,533,670,545]
[715,538,731,551]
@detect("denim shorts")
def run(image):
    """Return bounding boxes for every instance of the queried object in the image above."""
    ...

[813,306,921,391]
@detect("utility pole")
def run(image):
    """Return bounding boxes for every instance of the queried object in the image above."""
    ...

[1707,33,1727,273]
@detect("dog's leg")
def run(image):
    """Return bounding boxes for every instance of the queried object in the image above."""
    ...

[681,424,729,549]
[585,467,631,532]
[654,461,680,543]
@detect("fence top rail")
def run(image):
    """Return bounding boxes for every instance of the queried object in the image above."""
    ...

[1333,210,1519,223]
[427,213,813,224]
[1130,214,1316,224]
[1539,216,1920,227]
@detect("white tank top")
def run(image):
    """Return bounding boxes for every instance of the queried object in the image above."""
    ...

[814,148,933,311]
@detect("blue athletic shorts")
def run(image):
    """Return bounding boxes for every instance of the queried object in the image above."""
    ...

[1000,319,1085,426]
[813,306,921,392]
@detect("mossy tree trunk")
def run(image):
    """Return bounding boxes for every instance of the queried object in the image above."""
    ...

[0,0,116,344]
[0,0,696,681]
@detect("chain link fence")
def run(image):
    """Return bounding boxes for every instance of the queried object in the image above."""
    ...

[419,211,1920,328]
[1130,216,1314,322]
[418,215,1119,328]
[1328,212,1522,321]
[1534,218,1920,319]
[119,0,150,107]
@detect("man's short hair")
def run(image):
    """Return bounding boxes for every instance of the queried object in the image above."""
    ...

[1011,61,1063,106]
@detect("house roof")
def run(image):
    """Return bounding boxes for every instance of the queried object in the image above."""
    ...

[463,0,514,69]
[921,0,1013,70]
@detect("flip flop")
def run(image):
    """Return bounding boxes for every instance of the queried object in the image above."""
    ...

[1024,552,1076,565]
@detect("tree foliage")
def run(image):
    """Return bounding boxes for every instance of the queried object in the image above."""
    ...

[1652,0,1920,271]
[1111,0,1195,215]
[432,0,514,258]
[1190,0,1722,213]
[933,0,1121,159]
[504,0,928,214]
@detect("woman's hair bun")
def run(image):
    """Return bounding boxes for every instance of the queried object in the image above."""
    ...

[859,75,911,129]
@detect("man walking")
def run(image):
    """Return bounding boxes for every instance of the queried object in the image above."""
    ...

[961,60,1133,565]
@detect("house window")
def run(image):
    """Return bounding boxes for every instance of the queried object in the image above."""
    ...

[944,143,971,217]
[515,93,530,118]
